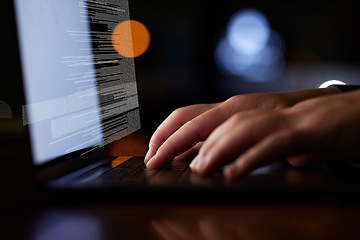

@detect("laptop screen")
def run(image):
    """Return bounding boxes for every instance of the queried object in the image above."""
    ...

[14,0,140,166]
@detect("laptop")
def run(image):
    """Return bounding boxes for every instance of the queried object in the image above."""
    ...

[13,0,360,203]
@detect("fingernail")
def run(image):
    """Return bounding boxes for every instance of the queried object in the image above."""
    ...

[145,154,156,168]
[190,155,202,170]
[144,149,151,163]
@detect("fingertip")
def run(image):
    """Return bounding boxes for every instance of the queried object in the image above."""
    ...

[145,154,158,169]
[287,154,324,167]
[223,164,246,181]
[144,147,159,164]
[189,155,212,177]
[144,150,150,163]
[189,155,200,169]
[223,165,237,181]
[145,153,171,169]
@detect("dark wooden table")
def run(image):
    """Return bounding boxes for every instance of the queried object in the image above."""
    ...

[4,201,360,240]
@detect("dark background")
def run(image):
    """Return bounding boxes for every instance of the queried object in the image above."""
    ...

[1,0,360,131]
[131,0,360,129]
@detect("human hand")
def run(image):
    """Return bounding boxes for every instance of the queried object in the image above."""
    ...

[194,89,360,180]
[144,88,338,174]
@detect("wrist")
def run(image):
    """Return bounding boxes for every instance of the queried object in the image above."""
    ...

[327,85,360,93]
[282,88,339,106]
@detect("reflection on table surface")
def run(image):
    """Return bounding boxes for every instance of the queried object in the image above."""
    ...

[22,204,360,240]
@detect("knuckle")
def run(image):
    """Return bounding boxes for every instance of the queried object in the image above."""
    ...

[225,94,245,105]
[230,112,248,124]
[170,105,198,123]
[183,118,198,130]
[224,93,290,111]
[280,128,305,144]
[183,119,205,140]
[171,107,188,119]
[169,107,190,125]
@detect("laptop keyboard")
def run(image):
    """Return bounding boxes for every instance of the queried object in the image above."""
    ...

[51,156,360,191]
[102,157,194,185]
[66,156,223,187]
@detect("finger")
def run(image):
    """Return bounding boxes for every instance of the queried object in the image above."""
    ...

[189,113,253,175]
[145,104,217,163]
[287,154,325,167]
[190,111,284,176]
[223,129,309,180]
[173,142,203,161]
[146,104,232,169]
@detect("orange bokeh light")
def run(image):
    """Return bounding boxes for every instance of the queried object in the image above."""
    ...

[111,20,150,58]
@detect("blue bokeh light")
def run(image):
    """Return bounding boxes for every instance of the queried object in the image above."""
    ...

[215,8,285,83]
[227,9,270,55]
